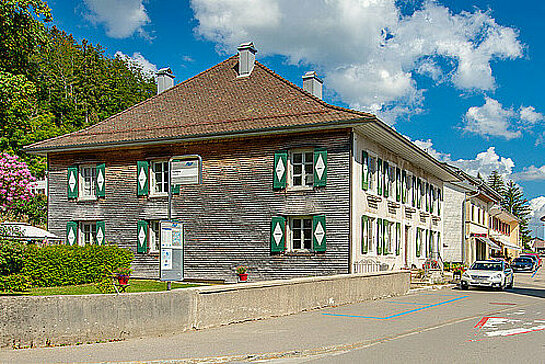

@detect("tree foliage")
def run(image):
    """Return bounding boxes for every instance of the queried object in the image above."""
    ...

[487,170,505,196]
[502,179,532,245]
[0,1,156,180]
[0,152,35,212]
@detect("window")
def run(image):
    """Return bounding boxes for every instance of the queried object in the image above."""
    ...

[79,165,96,199]
[291,151,314,188]
[362,216,375,254]
[411,175,417,207]
[368,155,377,193]
[385,221,393,254]
[80,222,97,246]
[376,219,383,254]
[149,220,161,252]
[151,161,169,195]
[289,217,313,250]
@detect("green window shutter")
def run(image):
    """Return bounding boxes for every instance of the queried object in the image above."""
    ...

[396,167,401,202]
[361,215,369,254]
[66,221,78,246]
[313,215,326,252]
[383,161,389,197]
[377,159,383,195]
[137,220,149,253]
[376,218,382,255]
[361,151,369,191]
[273,151,288,189]
[438,188,442,215]
[426,183,430,212]
[396,222,401,256]
[271,216,286,252]
[95,220,106,245]
[137,161,149,196]
[382,219,388,255]
[401,170,407,204]
[67,166,78,199]
[430,187,435,214]
[313,149,327,187]
[417,179,421,209]
[95,163,106,197]
[416,228,421,257]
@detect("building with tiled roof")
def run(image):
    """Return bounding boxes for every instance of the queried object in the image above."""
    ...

[28,43,459,281]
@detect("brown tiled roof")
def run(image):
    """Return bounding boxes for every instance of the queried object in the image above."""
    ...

[26,56,374,152]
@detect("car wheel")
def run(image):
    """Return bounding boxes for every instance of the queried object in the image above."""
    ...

[460,282,468,290]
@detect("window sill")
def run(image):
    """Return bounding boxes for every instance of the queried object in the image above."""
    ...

[149,193,168,199]
[284,250,315,256]
[287,186,314,192]
[77,197,97,202]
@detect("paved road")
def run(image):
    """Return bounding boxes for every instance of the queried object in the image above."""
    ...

[2,268,545,363]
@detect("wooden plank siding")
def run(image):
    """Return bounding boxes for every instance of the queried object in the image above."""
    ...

[47,129,352,282]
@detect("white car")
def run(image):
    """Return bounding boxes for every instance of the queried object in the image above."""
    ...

[461,260,514,290]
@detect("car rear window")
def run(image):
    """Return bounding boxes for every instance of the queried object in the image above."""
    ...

[514,258,532,263]
[471,262,502,271]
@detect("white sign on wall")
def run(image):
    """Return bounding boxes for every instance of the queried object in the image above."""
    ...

[171,159,200,185]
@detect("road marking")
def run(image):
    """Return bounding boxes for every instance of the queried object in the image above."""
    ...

[531,266,540,278]
[384,301,431,306]
[322,295,469,320]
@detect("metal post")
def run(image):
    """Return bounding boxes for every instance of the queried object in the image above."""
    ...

[168,158,173,220]
[167,282,171,291]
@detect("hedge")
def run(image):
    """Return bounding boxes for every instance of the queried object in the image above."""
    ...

[0,242,133,291]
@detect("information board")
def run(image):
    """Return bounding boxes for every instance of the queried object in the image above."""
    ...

[171,159,200,185]
[160,220,184,281]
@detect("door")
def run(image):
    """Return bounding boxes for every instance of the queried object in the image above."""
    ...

[404,226,410,268]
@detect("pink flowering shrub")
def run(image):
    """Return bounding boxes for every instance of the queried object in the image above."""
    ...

[0,153,36,212]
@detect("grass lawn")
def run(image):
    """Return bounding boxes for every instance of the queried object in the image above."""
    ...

[1,280,202,296]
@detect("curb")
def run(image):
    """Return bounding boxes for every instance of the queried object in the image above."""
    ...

[408,283,457,294]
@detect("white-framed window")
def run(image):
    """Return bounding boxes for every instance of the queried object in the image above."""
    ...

[362,216,376,254]
[376,219,383,253]
[388,163,396,201]
[288,216,313,250]
[290,150,314,188]
[368,154,377,194]
[406,171,413,206]
[149,220,161,252]
[79,164,96,200]
[79,221,97,246]
[151,160,169,195]
[385,221,393,254]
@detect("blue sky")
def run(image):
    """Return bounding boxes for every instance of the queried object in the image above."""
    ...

[48,0,545,234]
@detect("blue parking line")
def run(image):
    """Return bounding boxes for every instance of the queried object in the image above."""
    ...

[322,295,469,320]
[531,265,540,278]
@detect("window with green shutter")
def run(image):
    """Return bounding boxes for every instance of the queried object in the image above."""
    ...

[95,220,106,245]
[67,166,78,199]
[377,159,383,195]
[361,215,369,254]
[382,219,388,255]
[396,168,401,202]
[416,228,421,257]
[313,149,327,187]
[376,218,382,255]
[362,151,369,191]
[401,170,407,204]
[66,221,78,246]
[438,188,442,215]
[396,222,401,256]
[273,151,288,189]
[137,220,149,253]
[271,216,286,252]
[95,163,106,197]
[137,161,149,196]
[312,215,326,252]
[416,179,422,209]
[383,161,389,198]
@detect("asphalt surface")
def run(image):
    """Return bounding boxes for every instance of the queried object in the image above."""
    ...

[2,268,545,363]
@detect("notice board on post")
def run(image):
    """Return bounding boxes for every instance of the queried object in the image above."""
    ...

[160,220,184,281]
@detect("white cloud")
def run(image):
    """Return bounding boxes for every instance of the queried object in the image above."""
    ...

[84,0,150,39]
[463,97,521,140]
[529,196,545,237]
[115,51,157,79]
[190,0,523,122]
[413,139,452,161]
[513,165,545,181]
[520,106,544,125]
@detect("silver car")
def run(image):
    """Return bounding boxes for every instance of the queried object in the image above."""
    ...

[461,260,514,290]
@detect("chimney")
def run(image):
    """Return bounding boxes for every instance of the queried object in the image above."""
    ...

[156,67,175,94]
[237,42,257,77]
[302,71,323,99]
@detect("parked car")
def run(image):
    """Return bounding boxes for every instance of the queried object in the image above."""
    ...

[521,253,541,267]
[511,257,536,272]
[461,260,514,290]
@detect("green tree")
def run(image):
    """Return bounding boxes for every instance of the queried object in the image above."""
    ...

[487,170,505,196]
[502,180,532,246]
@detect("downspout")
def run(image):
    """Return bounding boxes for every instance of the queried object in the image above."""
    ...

[348,130,354,274]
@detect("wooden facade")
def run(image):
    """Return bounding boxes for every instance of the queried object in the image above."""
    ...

[48,130,352,282]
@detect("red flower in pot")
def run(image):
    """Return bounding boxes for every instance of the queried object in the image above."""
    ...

[115,267,131,285]
[235,266,248,282]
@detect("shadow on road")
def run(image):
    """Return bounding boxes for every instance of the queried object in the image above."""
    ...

[506,286,545,299]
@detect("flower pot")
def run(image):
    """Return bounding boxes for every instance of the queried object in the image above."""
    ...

[237,273,248,282]
[116,274,130,285]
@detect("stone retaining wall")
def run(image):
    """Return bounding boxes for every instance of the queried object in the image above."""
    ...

[0,271,409,349]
